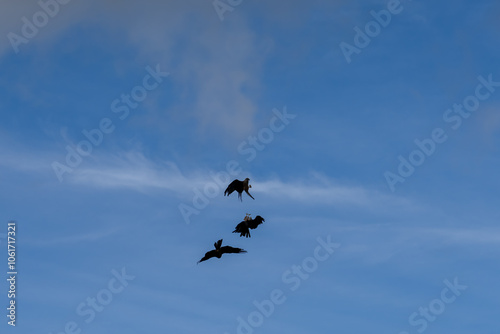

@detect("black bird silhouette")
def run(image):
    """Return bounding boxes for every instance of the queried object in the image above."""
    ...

[232,214,265,238]
[224,178,254,201]
[197,239,247,264]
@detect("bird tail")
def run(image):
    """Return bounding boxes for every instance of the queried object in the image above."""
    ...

[245,190,255,200]
[233,224,250,238]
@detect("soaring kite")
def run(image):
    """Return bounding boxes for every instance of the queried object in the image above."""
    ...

[224,178,255,201]
[197,239,247,264]
[233,214,265,238]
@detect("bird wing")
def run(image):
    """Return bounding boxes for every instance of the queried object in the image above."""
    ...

[232,221,245,232]
[248,217,264,229]
[220,246,247,254]
[232,221,251,238]
[197,250,217,264]
[224,179,242,196]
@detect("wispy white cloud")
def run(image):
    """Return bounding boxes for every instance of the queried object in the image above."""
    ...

[336,224,500,266]
[252,173,418,212]
[0,137,57,173]
[26,226,122,247]
[69,151,193,193]
[0,0,93,57]
[1,0,267,141]
[89,1,266,141]
[63,149,419,215]
[422,227,500,245]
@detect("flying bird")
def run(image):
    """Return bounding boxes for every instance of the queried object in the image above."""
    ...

[224,178,255,201]
[197,239,247,264]
[233,214,265,238]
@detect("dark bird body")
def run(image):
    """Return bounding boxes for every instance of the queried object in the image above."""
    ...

[233,215,265,238]
[224,178,254,201]
[197,239,247,264]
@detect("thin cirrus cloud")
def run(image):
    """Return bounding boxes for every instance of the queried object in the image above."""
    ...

[252,177,418,212]
[0,0,93,57]
[421,227,500,245]
[95,0,267,141]
[64,150,417,214]
[334,225,500,267]
[3,0,266,142]
[67,151,192,193]
[24,226,122,247]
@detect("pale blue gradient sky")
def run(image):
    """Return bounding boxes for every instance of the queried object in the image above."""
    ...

[0,0,499,333]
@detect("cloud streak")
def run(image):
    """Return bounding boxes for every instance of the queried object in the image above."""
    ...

[26,226,122,247]
[64,150,417,213]
[252,175,418,212]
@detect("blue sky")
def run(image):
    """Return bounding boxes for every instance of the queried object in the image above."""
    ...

[1,0,500,333]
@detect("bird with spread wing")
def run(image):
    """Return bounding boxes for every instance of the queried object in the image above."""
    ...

[197,239,247,264]
[224,178,255,201]
[232,214,265,238]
